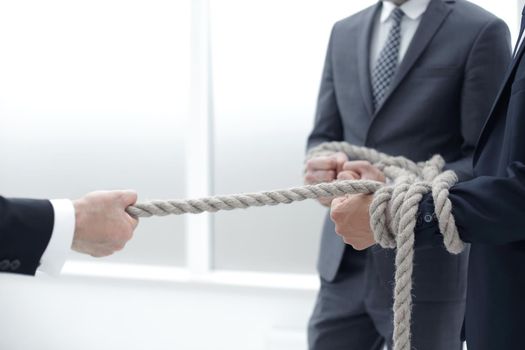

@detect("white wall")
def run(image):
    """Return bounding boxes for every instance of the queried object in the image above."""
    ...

[0,0,189,266]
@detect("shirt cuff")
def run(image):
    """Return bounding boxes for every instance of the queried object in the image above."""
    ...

[38,199,75,275]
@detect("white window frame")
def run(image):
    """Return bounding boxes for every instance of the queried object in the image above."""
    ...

[60,0,318,291]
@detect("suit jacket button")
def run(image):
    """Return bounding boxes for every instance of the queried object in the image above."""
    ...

[10,260,21,271]
[0,260,10,270]
[424,213,434,223]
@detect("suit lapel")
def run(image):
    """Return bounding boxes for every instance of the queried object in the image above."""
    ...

[372,0,453,117]
[357,3,382,117]
[474,39,525,163]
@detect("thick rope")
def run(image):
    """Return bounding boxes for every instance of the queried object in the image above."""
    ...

[127,141,464,350]
[127,180,383,217]
[307,142,464,350]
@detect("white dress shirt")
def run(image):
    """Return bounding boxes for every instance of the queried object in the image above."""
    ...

[370,0,432,75]
[515,31,525,57]
[38,199,75,275]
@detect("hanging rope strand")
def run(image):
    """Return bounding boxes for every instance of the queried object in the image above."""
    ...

[126,141,464,350]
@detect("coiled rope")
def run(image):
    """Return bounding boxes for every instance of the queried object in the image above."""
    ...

[126,141,464,350]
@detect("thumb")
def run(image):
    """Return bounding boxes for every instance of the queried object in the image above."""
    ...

[337,170,360,180]
[118,190,138,207]
[330,196,347,210]
[333,152,349,173]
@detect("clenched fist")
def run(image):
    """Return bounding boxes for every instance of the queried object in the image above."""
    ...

[330,194,376,250]
[330,160,386,250]
[72,190,139,257]
[304,152,352,206]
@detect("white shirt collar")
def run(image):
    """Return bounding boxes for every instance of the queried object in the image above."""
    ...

[380,0,432,23]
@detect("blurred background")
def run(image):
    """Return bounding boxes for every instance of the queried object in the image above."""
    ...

[0,1,522,349]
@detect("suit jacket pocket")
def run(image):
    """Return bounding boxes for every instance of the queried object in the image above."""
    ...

[410,66,461,78]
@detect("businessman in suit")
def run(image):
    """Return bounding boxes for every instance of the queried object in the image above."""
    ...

[330,4,525,349]
[0,190,138,276]
[304,0,510,348]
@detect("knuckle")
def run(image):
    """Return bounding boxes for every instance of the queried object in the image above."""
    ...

[126,228,134,240]
[304,173,315,183]
[114,241,126,251]
[338,171,352,180]
[306,160,315,171]
[335,152,348,162]
[330,209,341,222]
[121,228,133,242]
[90,250,108,258]
[307,157,324,170]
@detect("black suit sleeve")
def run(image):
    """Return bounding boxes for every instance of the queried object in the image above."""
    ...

[445,19,511,181]
[0,196,55,275]
[306,24,344,150]
[417,162,525,245]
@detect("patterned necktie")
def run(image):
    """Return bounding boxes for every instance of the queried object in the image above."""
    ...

[371,7,405,110]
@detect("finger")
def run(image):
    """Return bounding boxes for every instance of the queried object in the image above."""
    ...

[90,248,114,258]
[342,161,385,181]
[330,196,347,209]
[330,196,350,223]
[306,157,339,171]
[333,152,349,173]
[341,236,362,249]
[342,160,373,173]
[112,239,129,252]
[352,241,369,251]
[117,190,138,206]
[127,216,139,230]
[337,170,360,180]
[305,170,336,184]
[318,197,333,207]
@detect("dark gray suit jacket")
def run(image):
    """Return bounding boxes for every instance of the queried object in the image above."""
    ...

[307,0,511,290]
[414,5,525,347]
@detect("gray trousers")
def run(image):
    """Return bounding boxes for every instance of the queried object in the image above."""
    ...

[308,248,465,350]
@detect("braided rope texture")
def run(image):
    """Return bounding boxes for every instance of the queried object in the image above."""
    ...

[127,180,383,217]
[127,141,464,350]
[308,142,464,350]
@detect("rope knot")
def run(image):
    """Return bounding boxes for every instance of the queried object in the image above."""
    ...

[305,142,465,350]
[128,141,465,350]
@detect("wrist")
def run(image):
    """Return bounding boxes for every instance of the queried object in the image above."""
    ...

[72,198,88,247]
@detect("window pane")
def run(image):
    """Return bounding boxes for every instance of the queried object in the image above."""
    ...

[211,0,374,273]
[0,0,190,266]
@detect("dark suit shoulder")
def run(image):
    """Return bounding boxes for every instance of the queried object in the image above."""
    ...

[451,0,508,28]
[332,4,377,34]
[436,0,510,55]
